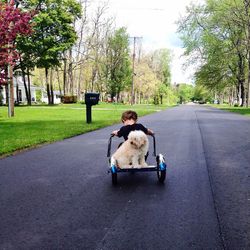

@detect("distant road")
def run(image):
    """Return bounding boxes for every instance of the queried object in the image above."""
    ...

[0,105,249,249]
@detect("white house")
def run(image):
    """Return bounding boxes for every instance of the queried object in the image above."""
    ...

[41,90,62,104]
[0,76,40,104]
[0,76,62,104]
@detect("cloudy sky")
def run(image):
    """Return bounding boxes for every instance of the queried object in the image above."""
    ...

[90,0,202,83]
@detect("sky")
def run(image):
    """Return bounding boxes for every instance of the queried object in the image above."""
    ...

[89,0,202,84]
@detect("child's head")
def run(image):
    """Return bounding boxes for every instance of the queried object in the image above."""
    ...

[121,110,138,124]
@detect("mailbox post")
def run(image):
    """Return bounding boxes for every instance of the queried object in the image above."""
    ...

[85,93,100,123]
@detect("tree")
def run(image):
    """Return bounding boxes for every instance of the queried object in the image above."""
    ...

[0,0,33,115]
[0,1,33,82]
[177,0,250,106]
[177,84,194,103]
[193,84,213,103]
[133,58,160,104]
[151,49,172,86]
[106,27,131,101]
[16,0,81,104]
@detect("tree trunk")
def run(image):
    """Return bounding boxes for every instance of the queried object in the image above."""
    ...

[240,80,245,107]
[237,51,245,106]
[245,0,250,107]
[247,82,250,107]
[56,67,62,96]
[229,87,234,106]
[237,83,240,104]
[160,94,163,105]
[45,68,51,105]
[27,69,32,106]
[20,60,30,105]
[5,84,9,106]
[0,86,3,106]
[77,63,84,101]
[16,83,19,105]
[68,49,73,95]
[117,91,121,103]
[63,57,67,96]
[50,68,54,105]
[8,64,14,116]
[247,60,250,107]
[91,67,97,92]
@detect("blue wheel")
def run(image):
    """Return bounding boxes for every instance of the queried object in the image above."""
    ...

[111,165,118,185]
[156,154,166,183]
[157,169,166,183]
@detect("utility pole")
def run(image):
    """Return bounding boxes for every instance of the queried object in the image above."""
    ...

[130,36,142,105]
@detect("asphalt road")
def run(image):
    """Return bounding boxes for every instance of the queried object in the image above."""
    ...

[0,105,249,250]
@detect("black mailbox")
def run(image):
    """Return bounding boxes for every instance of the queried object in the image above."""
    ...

[85,93,100,106]
[85,93,100,123]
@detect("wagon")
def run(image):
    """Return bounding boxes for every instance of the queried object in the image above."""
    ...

[107,134,167,185]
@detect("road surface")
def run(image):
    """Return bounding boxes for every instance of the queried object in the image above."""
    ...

[0,105,249,250]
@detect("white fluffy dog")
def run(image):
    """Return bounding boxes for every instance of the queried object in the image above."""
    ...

[112,130,149,168]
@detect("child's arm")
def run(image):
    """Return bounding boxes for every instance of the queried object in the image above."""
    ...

[111,130,119,136]
[147,128,154,135]
[112,125,125,137]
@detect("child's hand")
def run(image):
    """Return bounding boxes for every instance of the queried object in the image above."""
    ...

[147,129,154,135]
[112,130,119,136]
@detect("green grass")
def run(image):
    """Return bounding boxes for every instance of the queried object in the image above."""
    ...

[210,104,250,116]
[0,103,168,156]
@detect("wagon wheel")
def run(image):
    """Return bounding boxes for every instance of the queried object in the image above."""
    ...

[157,169,166,183]
[112,172,117,185]
[156,154,166,183]
[110,158,118,185]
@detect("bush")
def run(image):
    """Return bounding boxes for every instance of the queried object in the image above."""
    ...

[62,95,77,103]
[36,90,42,102]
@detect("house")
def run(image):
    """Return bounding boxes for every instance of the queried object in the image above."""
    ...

[0,76,62,104]
[41,90,63,104]
[0,76,40,104]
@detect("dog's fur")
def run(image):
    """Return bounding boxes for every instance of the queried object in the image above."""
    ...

[112,130,149,168]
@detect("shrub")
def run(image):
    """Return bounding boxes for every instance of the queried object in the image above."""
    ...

[62,95,77,103]
[36,90,42,102]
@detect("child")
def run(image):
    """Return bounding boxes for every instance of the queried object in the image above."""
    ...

[112,110,154,140]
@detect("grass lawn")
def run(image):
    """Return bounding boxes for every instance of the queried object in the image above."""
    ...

[210,104,250,116]
[0,103,168,156]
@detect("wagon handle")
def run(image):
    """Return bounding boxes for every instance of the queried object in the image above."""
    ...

[107,134,114,157]
[151,134,156,157]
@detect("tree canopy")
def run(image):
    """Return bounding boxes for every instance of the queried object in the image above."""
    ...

[0,0,33,84]
[177,0,250,106]
[0,0,176,107]
[105,27,131,100]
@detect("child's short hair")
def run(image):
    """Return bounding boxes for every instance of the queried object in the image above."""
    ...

[121,110,138,122]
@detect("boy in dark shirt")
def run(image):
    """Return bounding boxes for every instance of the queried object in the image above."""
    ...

[112,110,154,140]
